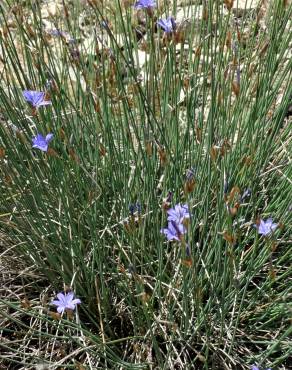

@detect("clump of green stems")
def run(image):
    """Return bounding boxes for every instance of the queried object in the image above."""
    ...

[0,0,291,369]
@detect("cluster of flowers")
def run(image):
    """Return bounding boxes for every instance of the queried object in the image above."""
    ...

[161,203,278,242]
[134,0,176,34]
[22,92,77,312]
[22,90,53,152]
[23,3,277,325]
[49,291,273,370]
[22,2,177,152]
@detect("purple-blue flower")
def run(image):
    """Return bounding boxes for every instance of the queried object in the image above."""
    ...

[157,17,176,33]
[23,90,51,108]
[254,218,278,236]
[47,29,67,37]
[167,204,190,224]
[51,292,81,314]
[32,133,53,152]
[134,0,156,9]
[161,221,186,241]
[251,366,271,370]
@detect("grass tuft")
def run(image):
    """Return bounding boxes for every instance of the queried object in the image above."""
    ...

[0,0,291,369]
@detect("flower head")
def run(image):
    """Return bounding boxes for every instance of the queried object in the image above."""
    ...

[167,204,190,224]
[32,133,53,152]
[134,0,156,9]
[23,90,51,108]
[157,17,176,33]
[251,366,271,370]
[51,292,81,314]
[161,220,186,241]
[254,218,278,236]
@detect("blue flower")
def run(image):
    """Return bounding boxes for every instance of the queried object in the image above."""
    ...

[161,203,190,242]
[51,292,81,314]
[32,133,54,152]
[161,220,186,241]
[254,218,278,236]
[47,29,67,37]
[251,366,271,370]
[23,90,51,108]
[157,17,176,33]
[167,204,190,225]
[134,0,156,9]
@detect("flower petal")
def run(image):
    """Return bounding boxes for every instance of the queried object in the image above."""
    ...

[57,293,66,302]
[33,92,46,106]
[71,298,81,305]
[23,90,34,102]
[65,304,75,310]
[57,306,65,314]
[64,292,74,303]
[37,99,52,107]
[45,133,54,143]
